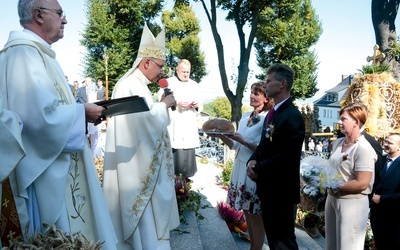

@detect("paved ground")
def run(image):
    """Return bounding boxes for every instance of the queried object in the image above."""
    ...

[190,159,325,250]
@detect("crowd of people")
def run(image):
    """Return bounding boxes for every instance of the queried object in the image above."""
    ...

[1,1,400,250]
[306,137,331,156]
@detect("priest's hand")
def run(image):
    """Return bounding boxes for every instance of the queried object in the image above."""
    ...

[188,101,198,109]
[84,103,105,125]
[161,94,176,109]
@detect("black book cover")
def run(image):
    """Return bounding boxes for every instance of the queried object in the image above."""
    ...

[95,95,149,117]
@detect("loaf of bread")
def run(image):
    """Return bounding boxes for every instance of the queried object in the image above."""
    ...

[202,118,235,133]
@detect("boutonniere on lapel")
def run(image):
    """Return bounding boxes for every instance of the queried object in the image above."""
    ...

[265,124,274,142]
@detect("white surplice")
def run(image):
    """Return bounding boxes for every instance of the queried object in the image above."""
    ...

[162,76,202,149]
[0,30,117,249]
[103,68,180,249]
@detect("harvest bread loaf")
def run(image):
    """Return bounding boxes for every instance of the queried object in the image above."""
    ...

[202,118,235,133]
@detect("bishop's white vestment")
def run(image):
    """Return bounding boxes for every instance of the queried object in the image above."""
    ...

[103,68,180,249]
[0,30,117,249]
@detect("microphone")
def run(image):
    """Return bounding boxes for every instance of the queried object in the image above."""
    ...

[159,78,176,111]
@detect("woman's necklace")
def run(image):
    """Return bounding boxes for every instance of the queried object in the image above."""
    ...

[343,139,358,147]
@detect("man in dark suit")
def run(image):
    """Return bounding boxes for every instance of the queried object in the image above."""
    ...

[370,133,400,249]
[362,130,383,201]
[76,77,92,104]
[247,63,305,250]
[76,78,89,104]
[96,79,106,101]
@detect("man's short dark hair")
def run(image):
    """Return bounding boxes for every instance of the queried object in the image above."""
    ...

[266,63,295,89]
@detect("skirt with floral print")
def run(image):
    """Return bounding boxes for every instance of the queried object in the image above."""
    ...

[226,157,262,214]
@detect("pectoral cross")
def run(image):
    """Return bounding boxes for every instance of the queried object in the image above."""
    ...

[366,44,385,65]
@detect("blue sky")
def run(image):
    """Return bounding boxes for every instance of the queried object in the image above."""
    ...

[1,0,399,103]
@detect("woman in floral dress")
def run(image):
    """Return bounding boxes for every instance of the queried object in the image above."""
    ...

[212,81,273,250]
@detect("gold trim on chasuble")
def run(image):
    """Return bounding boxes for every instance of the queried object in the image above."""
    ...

[130,131,174,218]
[53,80,70,105]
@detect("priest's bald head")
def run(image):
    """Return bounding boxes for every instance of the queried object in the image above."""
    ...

[18,0,67,45]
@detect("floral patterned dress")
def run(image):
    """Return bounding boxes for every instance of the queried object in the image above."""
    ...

[226,111,267,214]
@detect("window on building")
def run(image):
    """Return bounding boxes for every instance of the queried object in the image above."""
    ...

[323,110,326,118]
[327,93,338,102]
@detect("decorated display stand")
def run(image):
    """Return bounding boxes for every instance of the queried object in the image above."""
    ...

[342,45,400,139]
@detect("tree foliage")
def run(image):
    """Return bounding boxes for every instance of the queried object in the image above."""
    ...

[162,2,207,82]
[371,0,400,80]
[255,0,321,100]
[81,0,164,96]
[203,97,252,119]
[203,96,232,119]
[193,0,321,125]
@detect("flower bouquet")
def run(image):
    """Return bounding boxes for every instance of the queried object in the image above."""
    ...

[299,156,344,212]
[217,201,246,230]
[296,205,325,238]
[365,220,376,249]
[174,175,204,223]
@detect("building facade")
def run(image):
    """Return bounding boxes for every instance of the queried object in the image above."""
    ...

[313,75,353,130]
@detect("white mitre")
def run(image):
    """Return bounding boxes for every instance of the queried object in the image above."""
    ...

[133,23,166,68]
[118,23,166,82]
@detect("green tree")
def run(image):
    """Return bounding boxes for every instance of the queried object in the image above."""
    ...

[162,2,207,82]
[203,96,232,120]
[255,0,321,100]
[202,102,216,117]
[193,0,321,126]
[81,0,164,97]
[371,0,400,80]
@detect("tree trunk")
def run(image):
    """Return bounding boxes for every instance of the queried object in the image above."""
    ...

[371,0,400,80]
[198,0,262,126]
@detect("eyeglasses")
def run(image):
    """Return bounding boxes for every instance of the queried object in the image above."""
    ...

[149,58,164,70]
[39,7,66,19]
[383,139,394,145]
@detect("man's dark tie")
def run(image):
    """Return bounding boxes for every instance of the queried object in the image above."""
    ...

[382,158,392,176]
[266,107,275,125]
